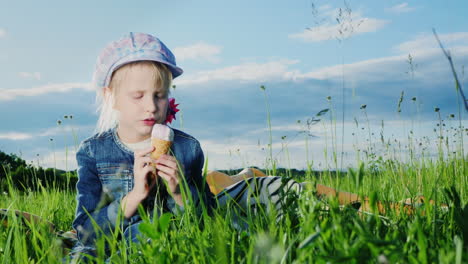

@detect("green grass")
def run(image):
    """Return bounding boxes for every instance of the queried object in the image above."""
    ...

[1,132,467,263]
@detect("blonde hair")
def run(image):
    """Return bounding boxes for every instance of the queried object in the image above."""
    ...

[94,61,173,136]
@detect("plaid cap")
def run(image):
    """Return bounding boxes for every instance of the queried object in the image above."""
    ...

[92,32,183,88]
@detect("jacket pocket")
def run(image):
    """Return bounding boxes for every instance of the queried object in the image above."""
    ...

[96,163,133,200]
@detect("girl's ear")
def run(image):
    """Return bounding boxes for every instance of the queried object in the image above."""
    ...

[103,86,111,97]
[103,87,116,109]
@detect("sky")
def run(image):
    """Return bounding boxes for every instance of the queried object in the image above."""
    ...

[0,0,467,172]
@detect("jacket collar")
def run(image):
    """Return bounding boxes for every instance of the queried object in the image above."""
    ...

[111,126,134,155]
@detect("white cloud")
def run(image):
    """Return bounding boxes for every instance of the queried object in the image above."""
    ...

[290,17,388,42]
[174,34,468,89]
[318,4,332,11]
[38,147,78,171]
[0,132,32,140]
[169,30,468,101]
[296,44,468,87]
[297,54,407,82]
[247,124,324,137]
[0,82,93,101]
[0,28,6,38]
[38,124,94,139]
[289,8,389,43]
[385,3,415,14]
[175,59,300,86]
[18,72,41,80]
[0,125,93,141]
[395,32,468,54]
[173,42,222,63]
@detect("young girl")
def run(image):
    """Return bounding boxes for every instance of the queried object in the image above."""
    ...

[70,32,302,262]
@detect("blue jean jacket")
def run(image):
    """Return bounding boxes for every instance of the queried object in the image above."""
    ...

[71,127,215,248]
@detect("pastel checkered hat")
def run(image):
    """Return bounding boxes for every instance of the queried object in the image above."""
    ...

[92,32,183,88]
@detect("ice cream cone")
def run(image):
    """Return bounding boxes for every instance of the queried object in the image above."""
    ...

[150,124,174,162]
[151,138,172,160]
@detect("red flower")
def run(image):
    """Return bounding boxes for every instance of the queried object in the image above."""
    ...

[165,97,180,124]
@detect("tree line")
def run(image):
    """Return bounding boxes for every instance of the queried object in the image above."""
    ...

[0,150,77,192]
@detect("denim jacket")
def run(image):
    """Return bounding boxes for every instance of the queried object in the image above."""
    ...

[72,127,214,246]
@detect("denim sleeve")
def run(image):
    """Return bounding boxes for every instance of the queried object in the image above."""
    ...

[72,141,130,246]
[167,196,185,215]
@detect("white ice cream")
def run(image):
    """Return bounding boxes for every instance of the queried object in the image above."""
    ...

[151,124,174,141]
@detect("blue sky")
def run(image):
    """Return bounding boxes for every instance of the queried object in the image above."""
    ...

[0,0,467,171]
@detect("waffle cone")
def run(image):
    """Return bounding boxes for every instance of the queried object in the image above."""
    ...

[151,138,172,160]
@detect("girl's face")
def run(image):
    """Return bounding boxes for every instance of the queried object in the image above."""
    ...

[110,63,169,143]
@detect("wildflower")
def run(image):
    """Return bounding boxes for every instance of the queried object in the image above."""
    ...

[57,120,62,125]
[165,98,180,124]
[360,104,367,109]
[326,96,331,101]
[434,107,440,112]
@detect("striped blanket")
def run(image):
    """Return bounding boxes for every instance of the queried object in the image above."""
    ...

[214,175,303,229]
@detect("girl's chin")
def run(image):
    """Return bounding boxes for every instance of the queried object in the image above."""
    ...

[131,125,151,135]
[139,126,152,134]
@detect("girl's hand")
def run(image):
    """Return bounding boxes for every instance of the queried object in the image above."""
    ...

[155,154,181,196]
[132,146,157,200]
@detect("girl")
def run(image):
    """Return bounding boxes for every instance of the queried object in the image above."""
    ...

[70,32,302,262]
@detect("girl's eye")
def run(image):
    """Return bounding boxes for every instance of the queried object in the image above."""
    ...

[133,94,143,99]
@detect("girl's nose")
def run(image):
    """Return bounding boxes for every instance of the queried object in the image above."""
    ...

[145,97,157,113]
